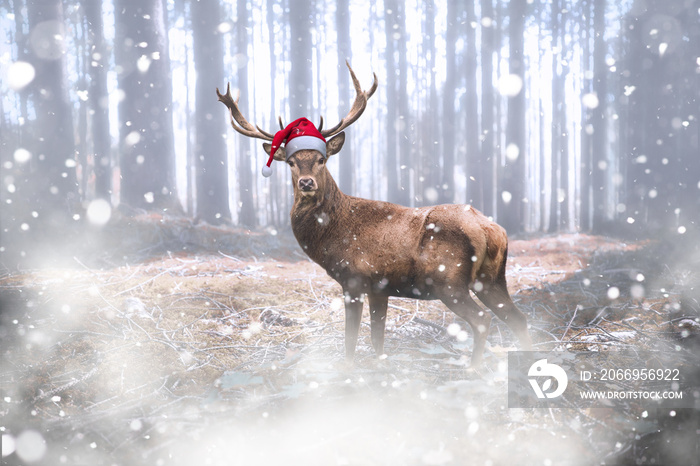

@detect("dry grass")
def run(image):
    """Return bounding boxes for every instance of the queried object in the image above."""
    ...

[1,218,699,465]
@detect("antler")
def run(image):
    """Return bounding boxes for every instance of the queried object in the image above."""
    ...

[321,61,378,138]
[217,62,377,141]
[216,83,275,141]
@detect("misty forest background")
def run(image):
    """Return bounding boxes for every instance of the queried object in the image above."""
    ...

[1,0,699,268]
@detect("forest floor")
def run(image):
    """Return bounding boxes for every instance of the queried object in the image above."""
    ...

[1,214,699,465]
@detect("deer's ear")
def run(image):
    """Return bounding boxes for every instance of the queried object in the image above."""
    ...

[326,132,345,157]
[263,143,286,161]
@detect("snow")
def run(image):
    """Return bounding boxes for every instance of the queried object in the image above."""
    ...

[446,323,461,336]
[137,55,151,73]
[630,284,645,300]
[217,22,232,34]
[505,143,520,161]
[87,199,112,226]
[28,20,65,60]
[497,74,523,97]
[2,434,15,458]
[330,297,343,312]
[581,92,599,109]
[658,42,668,57]
[124,131,141,146]
[7,61,35,91]
[15,430,46,463]
[13,148,32,164]
[424,187,439,203]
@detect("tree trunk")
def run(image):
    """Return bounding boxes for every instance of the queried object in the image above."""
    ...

[26,0,79,227]
[547,0,568,233]
[289,0,313,119]
[440,0,459,205]
[500,0,527,232]
[192,0,231,224]
[462,1,479,207]
[384,0,400,204]
[476,0,496,216]
[579,0,593,231]
[266,0,286,227]
[396,1,411,206]
[114,0,181,212]
[83,0,112,201]
[234,0,256,227]
[591,0,608,231]
[336,0,353,195]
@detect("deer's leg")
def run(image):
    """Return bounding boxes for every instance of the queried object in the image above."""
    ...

[367,294,388,356]
[343,291,364,361]
[475,283,532,351]
[440,293,492,366]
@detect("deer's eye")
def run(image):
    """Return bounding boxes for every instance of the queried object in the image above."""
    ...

[318,158,325,165]
[288,160,295,168]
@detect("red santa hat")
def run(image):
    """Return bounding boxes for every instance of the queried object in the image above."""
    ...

[262,117,327,177]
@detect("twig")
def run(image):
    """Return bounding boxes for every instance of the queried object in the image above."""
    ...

[113,266,185,296]
[559,305,579,344]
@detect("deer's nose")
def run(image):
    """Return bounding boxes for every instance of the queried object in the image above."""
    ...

[298,178,316,192]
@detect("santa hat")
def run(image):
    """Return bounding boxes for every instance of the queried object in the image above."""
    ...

[262,117,327,177]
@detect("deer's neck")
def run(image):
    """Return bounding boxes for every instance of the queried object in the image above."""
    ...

[290,174,348,264]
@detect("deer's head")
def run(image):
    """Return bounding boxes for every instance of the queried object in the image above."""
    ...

[262,132,346,198]
[216,62,377,199]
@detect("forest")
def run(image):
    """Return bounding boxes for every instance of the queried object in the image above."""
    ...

[0,0,697,244]
[1,0,699,465]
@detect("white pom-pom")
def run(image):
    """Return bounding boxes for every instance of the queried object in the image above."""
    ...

[261,165,272,177]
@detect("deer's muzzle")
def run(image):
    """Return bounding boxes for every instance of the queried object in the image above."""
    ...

[298,178,317,192]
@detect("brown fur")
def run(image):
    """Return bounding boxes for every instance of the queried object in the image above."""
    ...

[268,140,532,365]
[219,64,530,365]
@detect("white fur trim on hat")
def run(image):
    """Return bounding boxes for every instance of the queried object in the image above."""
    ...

[284,135,327,160]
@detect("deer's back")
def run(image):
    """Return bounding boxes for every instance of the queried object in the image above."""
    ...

[307,198,508,298]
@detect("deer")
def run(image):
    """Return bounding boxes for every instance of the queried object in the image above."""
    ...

[217,62,532,366]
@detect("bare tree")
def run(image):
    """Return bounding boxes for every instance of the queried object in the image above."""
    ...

[383,1,411,206]
[26,0,78,224]
[548,0,568,232]
[418,0,439,206]
[475,0,496,217]
[83,0,112,202]
[234,0,255,226]
[114,0,181,212]
[396,1,411,207]
[440,0,460,205]
[461,1,479,208]
[336,0,353,194]
[289,0,313,119]
[191,0,231,225]
[591,0,608,231]
[500,0,527,232]
[384,0,400,204]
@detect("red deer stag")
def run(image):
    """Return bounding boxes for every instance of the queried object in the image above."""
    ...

[217,62,532,366]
